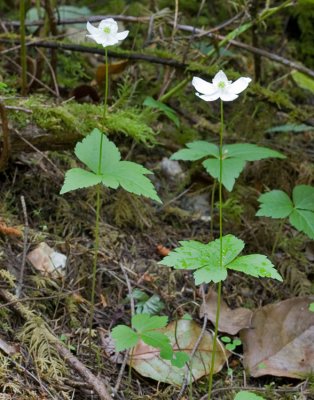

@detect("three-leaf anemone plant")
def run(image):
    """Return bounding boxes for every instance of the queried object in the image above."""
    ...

[159,70,283,400]
[60,19,161,344]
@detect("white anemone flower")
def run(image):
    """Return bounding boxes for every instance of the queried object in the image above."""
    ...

[86,18,129,47]
[192,70,251,102]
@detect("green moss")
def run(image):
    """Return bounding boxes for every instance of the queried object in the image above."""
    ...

[8,97,157,145]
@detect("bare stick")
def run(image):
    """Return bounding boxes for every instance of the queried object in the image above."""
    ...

[16,196,28,298]
[0,102,11,171]
[176,285,208,400]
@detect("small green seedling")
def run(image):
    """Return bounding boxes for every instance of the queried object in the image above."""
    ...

[128,289,165,315]
[256,185,314,239]
[159,234,282,285]
[234,391,265,400]
[309,303,314,312]
[60,128,161,202]
[221,336,241,352]
[111,313,189,368]
[171,141,285,191]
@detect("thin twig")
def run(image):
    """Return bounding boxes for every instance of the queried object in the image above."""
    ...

[36,48,60,97]
[0,102,11,171]
[113,262,134,394]
[177,285,208,400]
[16,196,28,298]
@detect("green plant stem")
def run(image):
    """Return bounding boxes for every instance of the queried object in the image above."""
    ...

[88,48,109,347]
[104,48,109,119]
[208,100,224,399]
[159,78,189,102]
[271,219,285,257]
[210,180,217,240]
[20,0,27,96]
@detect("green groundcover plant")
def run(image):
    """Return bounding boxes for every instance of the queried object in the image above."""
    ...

[256,184,314,240]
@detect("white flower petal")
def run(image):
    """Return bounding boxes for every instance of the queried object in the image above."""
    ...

[116,30,129,41]
[219,91,238,101]
[99,18,118,34]
[104,35,119,46]
[86,21,100,36]
[228,77,251,94]
[86,33,106,45]
[196,92,220,102]
[212,70,229,86]
[192,77,217,96]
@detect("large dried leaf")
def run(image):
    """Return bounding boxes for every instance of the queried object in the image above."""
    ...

[241,296,314,378]
[200,289,253,335]
[129,319,229,385]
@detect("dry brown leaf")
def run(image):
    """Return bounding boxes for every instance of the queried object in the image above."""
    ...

[200,289,253,335]
[241,296,314,378]
[129,319,229,385]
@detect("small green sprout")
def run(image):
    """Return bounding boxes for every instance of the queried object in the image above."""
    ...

[111,314,189,368]
[221,336,242,352]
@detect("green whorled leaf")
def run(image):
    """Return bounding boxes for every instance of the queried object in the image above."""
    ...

[75,128,120,174]
[111,325,139,351]
[289,209,314,240]
[234,391,265,400]
[159,240,210,270]
[171,351,190,368]
[141,331,172,354]
[228,254,282,281]
[203,157,246,191]
[171,141,219,161]
[60,168,102,194]
[101,173,119,189]
[193,265,227,285]
[143,96,180,127]
[132,314,168,333]
[160,235,244,284]
[292,185,314,211]
[256,190,294,218]
[265,124,313,134]
[105,161,161,203]
[223,143,285,161]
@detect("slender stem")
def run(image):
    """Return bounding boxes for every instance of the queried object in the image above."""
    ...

[104,48,109,119]
[208,100,224,399]
[271,219,285,257]
[88,48,109,347]
[210,180,217,240]
[20,0,27,96]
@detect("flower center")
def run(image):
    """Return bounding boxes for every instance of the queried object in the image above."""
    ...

[103,27,111,34]
[218,81,226,89]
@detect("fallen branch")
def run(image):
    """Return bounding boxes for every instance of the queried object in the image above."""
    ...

[0,288,113,400]
[2,12,313,78]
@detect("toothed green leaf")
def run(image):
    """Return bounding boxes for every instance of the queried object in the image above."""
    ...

[203,157,246,191]
[111,325,139,351]
[256,185,314,239]
[228,255,282,281]
[256,190,293,218]
[60,168,102,194]
[61,129,161,202]
[171,141,284,191]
